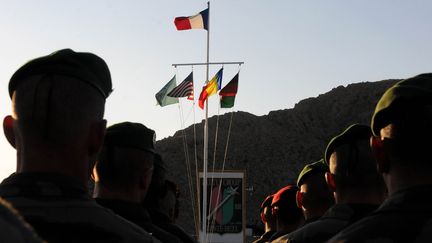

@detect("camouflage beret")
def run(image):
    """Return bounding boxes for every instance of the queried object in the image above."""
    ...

[9,49,112,99]
[324,124,372,164]
[371,73,432,136]
[104,122,156,154]
[260,194,274,212]
[297,159,328,187]
[271,185,298,207]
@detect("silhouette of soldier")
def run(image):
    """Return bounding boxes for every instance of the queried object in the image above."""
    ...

[144,154,197,243]
[329,73,432,242]
[295,159,334,224]
[268,185,304,242]
[252,194,276,243]
[158,180,181,224]
[93,122,181,243]
[1,49,156,243]
[0,198,44,242]
[274,124,387,243]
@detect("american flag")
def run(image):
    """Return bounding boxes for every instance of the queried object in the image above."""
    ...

[167,72,194,100]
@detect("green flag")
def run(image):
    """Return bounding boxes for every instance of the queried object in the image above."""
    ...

[156,76,179,107]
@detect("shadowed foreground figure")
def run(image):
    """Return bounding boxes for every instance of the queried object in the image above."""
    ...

[0,49,156,243]
[329,73,432,243]
[269,185,304,242]
[275,124,386,243]
[93,122,181,243]
[252,194,276,243]
[0,198,44,242]
[295,159,334,225]
[144,154,197,243]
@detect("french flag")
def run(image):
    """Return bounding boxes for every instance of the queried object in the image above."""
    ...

[174,8,209,31]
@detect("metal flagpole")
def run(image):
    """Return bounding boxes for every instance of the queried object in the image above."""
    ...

[171,4,244,241]
[173,61,244,67]
[202,1,210,243]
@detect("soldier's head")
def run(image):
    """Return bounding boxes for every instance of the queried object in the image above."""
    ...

[143,153,167,208]
[259,194,275,231]
[296,159,334,221]
[325,124,386,203]
[370,73,432,192]
[271,185,304,232]
[3,49,111,179]
[93,122,155,201]
[159,180,180,223]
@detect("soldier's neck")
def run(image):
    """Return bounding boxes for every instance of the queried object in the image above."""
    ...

[16,143,90,185]
[94,183,141,203]
[386,165,432,195]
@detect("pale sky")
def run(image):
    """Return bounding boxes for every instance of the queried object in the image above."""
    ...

[1,0,432,181]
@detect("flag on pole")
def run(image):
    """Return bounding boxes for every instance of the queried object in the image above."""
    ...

[155,76,179,107]
[167,72,194,100]
[220,73,239,108]
[198,68,223,109]
[174,8,209,31]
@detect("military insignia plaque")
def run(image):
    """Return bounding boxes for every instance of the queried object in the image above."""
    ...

[198,171,245,243]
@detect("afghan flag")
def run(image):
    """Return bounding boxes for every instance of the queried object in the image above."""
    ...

[155,76,179,107]
[220,73,239,108]
[198,68,223,109]
[174,8,209,31]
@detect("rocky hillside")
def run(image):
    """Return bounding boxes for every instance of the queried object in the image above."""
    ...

[155,79,398,235]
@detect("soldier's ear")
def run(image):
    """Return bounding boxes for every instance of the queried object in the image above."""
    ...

[296,191,303,209]
[91,164,99,182]
[271,206,279,218]
[3,115,16,148]
[260,211,267,223]
[370,136,390,173]
[325,172,336,192]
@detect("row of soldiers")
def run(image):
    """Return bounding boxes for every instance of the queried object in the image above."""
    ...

[0,49,198,242]
[254,73,432,242]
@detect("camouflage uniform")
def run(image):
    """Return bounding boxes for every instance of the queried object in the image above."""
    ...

[0,173,158,243]
[271,203,378,243]
[96,198,182,243]
[328,185,432,243]
[0,197,44,242]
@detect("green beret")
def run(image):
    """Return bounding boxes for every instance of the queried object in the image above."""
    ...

[371,73,432,136]
[9,49,112,99]
[324,124,372,164]
[297,159,328,187]
[104,122,156,154]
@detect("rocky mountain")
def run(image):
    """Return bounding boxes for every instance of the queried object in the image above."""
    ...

[155,79,399,235]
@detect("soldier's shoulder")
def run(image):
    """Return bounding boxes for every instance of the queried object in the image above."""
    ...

[83,202,157,242]
[329,211,432,243]
[285,216,352,243]
[0,198,43,242]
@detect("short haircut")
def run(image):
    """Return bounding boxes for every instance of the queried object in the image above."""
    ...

[300,172,334,209]
[12,74,105,147]
[331,139,385,194]
[272,186,303,225]
[96,146,154,190]
[382,103,432,167]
